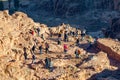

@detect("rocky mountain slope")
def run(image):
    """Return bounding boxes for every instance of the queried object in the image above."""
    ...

[0,10,120,80]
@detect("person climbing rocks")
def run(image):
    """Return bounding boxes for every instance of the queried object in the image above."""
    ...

[64,31,68,42]
[64,44,68,53]
[36,27,40,36]
[23,47,27,60]
[45,42,49,54]
[32,44,36,54]
[32,53,36,64]
[39,44,43,54]
[58,32,62,38]
[81,28,86,41]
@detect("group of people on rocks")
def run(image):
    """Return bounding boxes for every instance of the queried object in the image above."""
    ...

[23,25,96,72]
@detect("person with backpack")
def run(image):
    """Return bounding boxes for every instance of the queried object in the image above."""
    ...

[45,42,49,54]
[75,49,81,58]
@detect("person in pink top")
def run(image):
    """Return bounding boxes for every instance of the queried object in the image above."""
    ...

[64,44,68,53]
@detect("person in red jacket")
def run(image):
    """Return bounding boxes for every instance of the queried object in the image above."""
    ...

[64,44,68,53]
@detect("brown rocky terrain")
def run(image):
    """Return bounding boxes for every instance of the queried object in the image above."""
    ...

[0,10,120,80]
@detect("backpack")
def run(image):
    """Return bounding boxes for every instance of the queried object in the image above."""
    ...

[78,49,81,54]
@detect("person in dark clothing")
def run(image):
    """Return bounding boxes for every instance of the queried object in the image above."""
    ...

[39,44,43,54]
[45,42,49,54]
[32,45,36,54]
[45,57,53,72]
[72,32,75,37]
[76,38,80,46]
[32,54,36,64]
[23,47,27,60]
[45,57,49,69]
[64,31,68,42]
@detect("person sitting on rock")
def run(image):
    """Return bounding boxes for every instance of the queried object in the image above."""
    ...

[23,47,27,60]
[64,44,68,53]
[45,42,49,54]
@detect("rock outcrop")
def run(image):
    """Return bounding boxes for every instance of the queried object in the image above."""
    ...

[0,10,120,80]
[97,38,120,62]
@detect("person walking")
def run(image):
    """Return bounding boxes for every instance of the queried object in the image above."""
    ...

[64,31,68,42]
[45,42,49,54]
[32,54,36,64]
[23,47,27,60]
[76,37,80,46]
[45,57,49,69]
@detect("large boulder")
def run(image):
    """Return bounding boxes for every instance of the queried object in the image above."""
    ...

[97,38,120,62]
